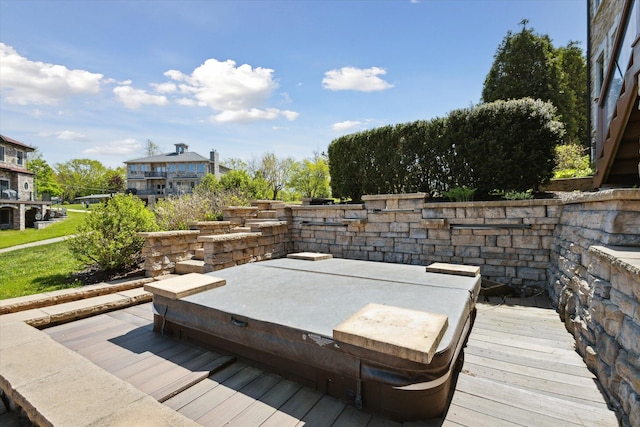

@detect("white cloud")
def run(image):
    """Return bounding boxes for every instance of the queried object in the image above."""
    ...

[332,120,363,131]
[113,85,169,109]
[322,66,394,92]
[163,58,298,123]
[56,130,88,141]
[83,138,141,156]
[151,82,177,94]
[0,43,103,105]
[210,108,299,123]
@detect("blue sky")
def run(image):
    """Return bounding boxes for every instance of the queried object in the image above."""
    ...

[0,0,586,169]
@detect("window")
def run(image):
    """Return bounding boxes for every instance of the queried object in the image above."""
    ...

[24,182,29,190]
[178,163,186,172]
[197,163,205,173]
[129,165,137,173]
[188,163,195,173]
[168,164,176,173]
[140,164,148,172]
[0,179,8,192]
[0,208,9,225]
[596,52,605,96]
[17,151,24,166]
[0,146,4,162]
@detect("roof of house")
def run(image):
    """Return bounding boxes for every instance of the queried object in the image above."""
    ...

[0,134,36,151]
[125,151,211,164]
[0,164,34,175]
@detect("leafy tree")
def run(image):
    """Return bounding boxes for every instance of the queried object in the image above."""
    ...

[68,194,158,271]
[55,159,109,200]
[558,42,588,147]
[258,153,296,200]
[221,157,248,171]
[196,173,222,192]
[27,157,63,198]
[289,153,331,198]
[482,21,586,146]
[554,143,593,178]
[106,167,126,192]
[145,139,160,156]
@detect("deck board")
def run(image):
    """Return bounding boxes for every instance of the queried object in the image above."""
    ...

[44,300,618,426]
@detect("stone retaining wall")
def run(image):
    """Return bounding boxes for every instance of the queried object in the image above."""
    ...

[548,190,640,426]
[139,230,201,277]
[291,193,561,294]
[199,221,290,272]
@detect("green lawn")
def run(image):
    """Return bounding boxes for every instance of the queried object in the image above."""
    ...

[0,211,86,249]
[0,242,85,299]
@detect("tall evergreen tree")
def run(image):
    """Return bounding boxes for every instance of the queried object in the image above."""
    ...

[482,21,586,147]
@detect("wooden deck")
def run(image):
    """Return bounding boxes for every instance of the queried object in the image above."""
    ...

[44,297,619,426]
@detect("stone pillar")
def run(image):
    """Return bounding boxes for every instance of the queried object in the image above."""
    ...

[17,203,25,231]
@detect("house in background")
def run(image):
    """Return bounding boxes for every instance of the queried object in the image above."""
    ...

[590,0,640,187]
[0,134,52,230]
[124,143,230,201]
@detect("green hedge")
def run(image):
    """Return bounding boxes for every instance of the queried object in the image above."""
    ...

[328,98,564,201]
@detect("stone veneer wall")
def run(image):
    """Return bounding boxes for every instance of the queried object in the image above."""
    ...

[139,230,201,277]
[199,221,290,272]
[548,190,640,426]
[290,193,561,294]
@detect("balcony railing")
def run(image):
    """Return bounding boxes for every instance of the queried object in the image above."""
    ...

[127,188,195,197]
[144,171,168,178]
[596,0,639,157]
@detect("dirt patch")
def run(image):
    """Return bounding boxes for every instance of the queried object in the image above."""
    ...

[69,261,145,286]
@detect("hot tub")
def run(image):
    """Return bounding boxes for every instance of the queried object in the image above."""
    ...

[147,255,480,421]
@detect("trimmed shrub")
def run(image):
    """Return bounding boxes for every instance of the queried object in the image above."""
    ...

[328,98,564,200]
[68,194,158,271]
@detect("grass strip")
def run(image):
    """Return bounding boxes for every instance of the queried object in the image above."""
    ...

[0,241,86,299]
[0,211,86,249]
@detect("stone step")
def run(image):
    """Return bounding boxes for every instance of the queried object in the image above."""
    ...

[194,248,204,260]
[244,218,280,225]
[144,273,226,300]
[0,277,153,315]
[257,210,278,219]
[0,287,152,328]
[175,260,205,275]
[231,226,251,233]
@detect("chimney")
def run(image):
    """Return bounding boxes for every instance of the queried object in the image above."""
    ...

[210,149,220,177]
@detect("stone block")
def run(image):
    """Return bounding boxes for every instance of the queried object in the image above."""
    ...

[596,331,620,366]
[287,252,333,261]
[333,303,448,364]
[454,246,480,258]
[144,273,226,299]
[506,205,546,218]
[616,351,640,396]
[600,300,626,337]
[512,235,542,250]
[451,234,486,247]
[364,222,390,233]
[390,222,410,233]
[497,235,512,248]
[617,318,640,356]
[426,262,480,277]
[611,288,636,320]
